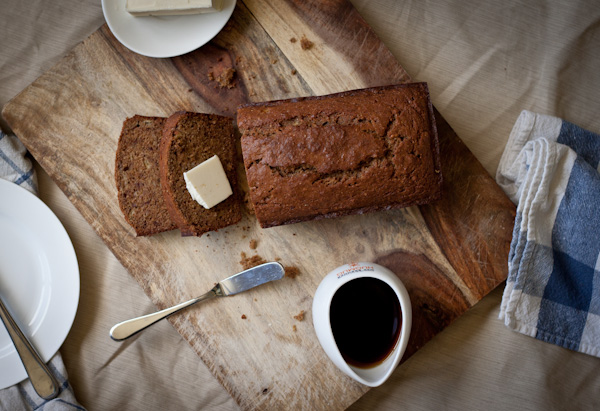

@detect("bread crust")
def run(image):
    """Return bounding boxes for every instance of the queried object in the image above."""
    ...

[159,111,189,233]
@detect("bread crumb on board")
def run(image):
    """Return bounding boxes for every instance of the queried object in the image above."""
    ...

[208,68,236,89]
[239,252,267,270]
[292,325,297,332]
[291,34,312,49]
[293,310,305,321]
[284,266,300,279]
[249,239,258,249]
[300,35,314,50]
[239,252,301,279]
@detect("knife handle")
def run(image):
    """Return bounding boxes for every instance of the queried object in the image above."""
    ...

[109,287,219,341]
[0,297,59,400]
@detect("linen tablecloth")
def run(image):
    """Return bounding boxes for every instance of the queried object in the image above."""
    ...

[1,0,599,409]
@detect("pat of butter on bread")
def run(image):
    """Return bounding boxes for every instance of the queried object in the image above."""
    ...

[184,155,232,209]
[126,0,223,16]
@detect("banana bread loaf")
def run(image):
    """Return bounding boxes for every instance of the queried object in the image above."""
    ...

[115,115,177,236]
[237,83,442,228]
[159,111,242,236]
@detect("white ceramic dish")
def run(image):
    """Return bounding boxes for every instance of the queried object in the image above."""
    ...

[102,0,237,58]
[312,262,412,387]
[0,180,79,389]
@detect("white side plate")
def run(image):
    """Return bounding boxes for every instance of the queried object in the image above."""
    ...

[0,180,80,389]
[102,0,237,58]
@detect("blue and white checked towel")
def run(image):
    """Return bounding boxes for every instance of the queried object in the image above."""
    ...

[496,110,600,357]
[0,131,84,410]
[0,132,37,194]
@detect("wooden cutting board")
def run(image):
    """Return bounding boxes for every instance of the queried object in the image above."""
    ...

[3,0,516,409]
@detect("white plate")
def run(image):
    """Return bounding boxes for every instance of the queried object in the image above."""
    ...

[0,180,79,389]
[102,0,237,58]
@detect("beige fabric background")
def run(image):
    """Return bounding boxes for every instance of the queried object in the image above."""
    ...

[2,0,600,409]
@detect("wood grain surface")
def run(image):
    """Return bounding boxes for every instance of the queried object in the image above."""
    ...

[2,0,515,409]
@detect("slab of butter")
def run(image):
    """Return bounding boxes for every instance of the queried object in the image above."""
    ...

[184,155,232,209]
[126,0,223,16]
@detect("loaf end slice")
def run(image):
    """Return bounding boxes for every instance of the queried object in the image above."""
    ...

[115,115,177,236]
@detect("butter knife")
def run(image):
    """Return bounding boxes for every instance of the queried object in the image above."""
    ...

[110,262,285,341]
[0,295,59,400]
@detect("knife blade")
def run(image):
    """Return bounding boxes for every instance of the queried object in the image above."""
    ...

[110,262,285,341]
[218,261,284,295]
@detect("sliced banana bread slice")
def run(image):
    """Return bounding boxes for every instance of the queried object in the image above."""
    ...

[159,111,242,236]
